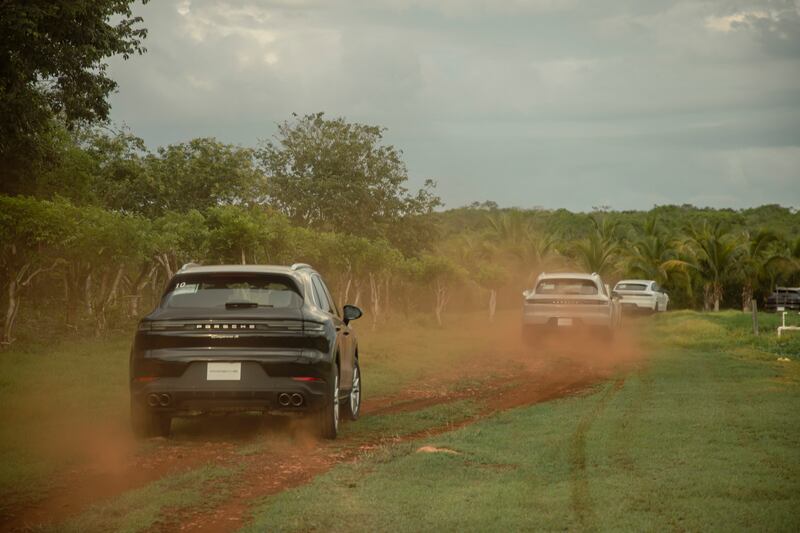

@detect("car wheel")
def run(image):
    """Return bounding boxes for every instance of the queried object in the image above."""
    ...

[317,363,340,439]
[343,360,361,421]
[131,403,171,439]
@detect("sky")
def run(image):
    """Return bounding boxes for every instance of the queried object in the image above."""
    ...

[107,0,800,212]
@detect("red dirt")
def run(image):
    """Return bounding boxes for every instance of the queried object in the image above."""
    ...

[153,331,644,533]
[2,324,644,533]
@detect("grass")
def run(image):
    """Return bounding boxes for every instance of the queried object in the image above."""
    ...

[3,310,800,531]
[44,465,236,533]
[0,311,507,504]
[242,311,800,532]
[0,335,131,501]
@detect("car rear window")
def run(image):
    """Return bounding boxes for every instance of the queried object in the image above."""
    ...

[616,283,648,291]
[162,274,303,309]
[535,279,598,295]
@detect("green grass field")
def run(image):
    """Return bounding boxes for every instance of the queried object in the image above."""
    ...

[1,310,799,531]
[242,311,800,532]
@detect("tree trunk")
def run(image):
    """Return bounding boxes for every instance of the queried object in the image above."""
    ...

[130,263,157,318]
[155,253,174,281]
[384,276,391,317]
[94,266,125,336]
[2,274,21,346]
[434,279,450,327]
[353,279,362,307]
[343,277,352,305]
[703,284,712,311]
[2,260,65,346]
[742,282,753,313]
[241,248,246,265]
[488,288,497,322]
[369,273,380,330]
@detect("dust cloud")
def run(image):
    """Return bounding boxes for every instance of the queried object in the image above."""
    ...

[3,312,649,532]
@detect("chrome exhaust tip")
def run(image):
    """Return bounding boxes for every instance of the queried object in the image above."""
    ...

[158,393,171,407]
[147,394,160,407]
[278,393,291,406]
[290,393,303,407]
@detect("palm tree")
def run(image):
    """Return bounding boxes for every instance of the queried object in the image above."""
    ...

[681,221,743,311]
[737,229,783,311]
[625,214,680,284]
[573,216,619,277]
[486,210,556,284]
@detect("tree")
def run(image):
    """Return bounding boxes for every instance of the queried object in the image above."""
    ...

[474,263,508,322]
[0,0,148,194]
[572,216,620,277]
[625,215,682,284]
[405,254,466,327]
[0,196,70,345]
[151,209,209,280]
[258,112,440,240]
[681,221,743,311]
[143,139,263,217]
[205,206,290,265]
[737,229,783,311]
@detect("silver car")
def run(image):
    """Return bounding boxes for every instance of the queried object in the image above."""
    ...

[612,279,669,313]
[522,272,619,340]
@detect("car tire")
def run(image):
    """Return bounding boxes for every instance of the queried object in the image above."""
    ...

[317,362,340,439]
[343,359,361,421]
[131,403,171,439]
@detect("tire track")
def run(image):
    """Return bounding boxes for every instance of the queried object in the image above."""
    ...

[569,377,626,531]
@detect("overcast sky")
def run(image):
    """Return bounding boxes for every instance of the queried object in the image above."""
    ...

[107,0,800,211]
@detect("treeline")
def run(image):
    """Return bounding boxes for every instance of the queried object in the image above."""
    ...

[2,114,800,346]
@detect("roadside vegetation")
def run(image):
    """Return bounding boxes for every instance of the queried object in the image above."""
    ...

[1,4,799,346]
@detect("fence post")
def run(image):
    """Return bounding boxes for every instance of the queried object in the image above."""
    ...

[751,300,759,336]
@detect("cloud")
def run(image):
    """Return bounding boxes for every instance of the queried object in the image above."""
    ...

[705,10,771,33]
[106,0,800,210]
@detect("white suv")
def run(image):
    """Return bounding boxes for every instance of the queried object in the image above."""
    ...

[522,272,619,340]
[612,279,669,313]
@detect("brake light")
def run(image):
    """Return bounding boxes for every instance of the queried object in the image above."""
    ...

[134,376,157,383]
[291,377,322,382]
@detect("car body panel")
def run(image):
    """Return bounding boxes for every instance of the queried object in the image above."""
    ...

[129,264,360,418]
[612,279,669,312]
[765,287,800,312]
[522,272,618,330]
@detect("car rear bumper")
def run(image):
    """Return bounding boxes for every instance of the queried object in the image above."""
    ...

[765,302,800,312]
[130,360,329,416]
[522,309,613,328]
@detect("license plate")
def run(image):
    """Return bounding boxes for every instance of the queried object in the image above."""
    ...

[557,318,573,327]
[777,306,785,312]
[207,362,242,381]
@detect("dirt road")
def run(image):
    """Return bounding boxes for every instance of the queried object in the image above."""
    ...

[3,328,643,532]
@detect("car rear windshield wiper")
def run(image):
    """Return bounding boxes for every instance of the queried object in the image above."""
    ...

[225,301,273,309]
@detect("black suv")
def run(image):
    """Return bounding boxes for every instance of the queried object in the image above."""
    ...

[765,287,800,312]
[130,263,363,439]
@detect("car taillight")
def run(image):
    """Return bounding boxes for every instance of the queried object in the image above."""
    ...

[292,377,322,382]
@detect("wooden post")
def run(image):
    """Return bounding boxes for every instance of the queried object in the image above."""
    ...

[751,300,759,336]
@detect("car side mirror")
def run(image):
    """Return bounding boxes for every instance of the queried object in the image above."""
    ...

[343,304,363,324]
